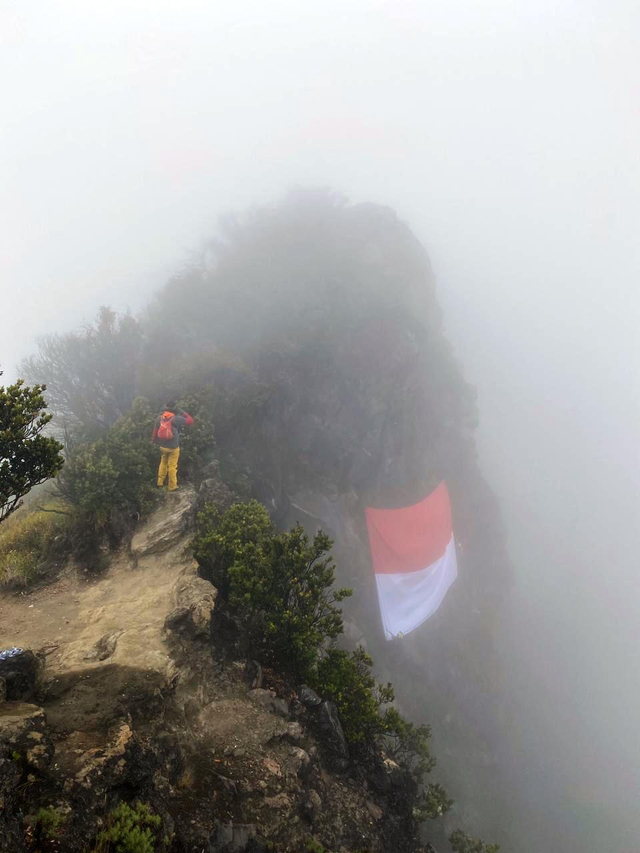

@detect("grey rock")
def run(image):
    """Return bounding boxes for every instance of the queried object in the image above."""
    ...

[200,460,221,480]
[286,746,311,778]
[131,487,195,557]
[0,677,5,704]
[196,474,236,516]
[303,789,322,821]
[165,573,217,639]
[213,822,257,851]
[298,685,321,707]
[244,660,263,690]
[247,689,290,719]
[84,630,124,662]
[283,722,303,743]
[0,650,43,702]
[318,700,349,758]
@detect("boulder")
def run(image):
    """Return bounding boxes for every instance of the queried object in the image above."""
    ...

[0,650,43,702]
[196,475,237,516]
[298,685,322,707]
[0,677,5,704]
[247,689,290,719]
[131,487,195,557]
[286,746,311,778]
[165,573,217,639]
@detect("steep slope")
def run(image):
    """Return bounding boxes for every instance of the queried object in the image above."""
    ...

[0,482,425,853]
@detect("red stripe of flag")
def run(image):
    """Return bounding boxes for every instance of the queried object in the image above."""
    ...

[366,481,453,574]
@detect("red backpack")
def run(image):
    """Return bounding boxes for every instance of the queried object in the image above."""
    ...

[157,412,174,441]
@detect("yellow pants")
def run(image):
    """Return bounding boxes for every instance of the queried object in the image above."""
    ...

[157,447,180,491]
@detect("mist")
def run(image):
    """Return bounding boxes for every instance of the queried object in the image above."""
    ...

[2,2,639,851]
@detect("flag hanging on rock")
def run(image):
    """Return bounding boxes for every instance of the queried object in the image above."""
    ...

[366,481,457,640]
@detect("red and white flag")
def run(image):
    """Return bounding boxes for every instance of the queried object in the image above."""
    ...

[366,482,457,640]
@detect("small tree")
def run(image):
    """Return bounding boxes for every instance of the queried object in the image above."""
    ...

[0,374,64,523]
[21,306,143,438]
[313,646,392,744]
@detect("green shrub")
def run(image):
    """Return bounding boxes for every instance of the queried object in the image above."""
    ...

[193,500,274,599]
[34,806,66,838]
[0,508,68,585]
[56,398,158,560]
[58,398,157,518]
[449,830,500,853]
[194,501,351,679]
[312,647,392,744]
[97,802,162,853]
[381,706,436,781]
[412,782,453,821]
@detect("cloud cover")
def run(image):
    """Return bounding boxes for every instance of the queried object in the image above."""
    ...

[2,2,639,850]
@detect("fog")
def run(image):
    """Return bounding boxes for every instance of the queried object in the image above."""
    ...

[2,2,639,851]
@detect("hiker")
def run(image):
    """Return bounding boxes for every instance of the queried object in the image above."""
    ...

[151,401,193,491]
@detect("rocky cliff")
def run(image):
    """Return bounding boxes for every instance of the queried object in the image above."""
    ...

[0,484,428,853]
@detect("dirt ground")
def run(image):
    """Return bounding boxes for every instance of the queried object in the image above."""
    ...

[0,570,85,670]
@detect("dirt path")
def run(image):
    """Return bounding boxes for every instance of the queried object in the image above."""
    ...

[0,572,85,669]
[0,489,197,718]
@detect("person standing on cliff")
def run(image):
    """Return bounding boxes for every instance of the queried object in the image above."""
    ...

[151,401,193,492]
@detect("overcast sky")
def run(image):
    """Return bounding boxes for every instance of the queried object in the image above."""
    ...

[2,2,639,851]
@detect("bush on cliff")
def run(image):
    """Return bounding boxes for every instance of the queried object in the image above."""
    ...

[312,646,451,819]
[194,500,351,679]
[312,646,393,744]
[193,499,451,826]
[96,801,163,853]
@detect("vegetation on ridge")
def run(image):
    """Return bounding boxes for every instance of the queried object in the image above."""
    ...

[0,371,64,524]
[194,499,453,823]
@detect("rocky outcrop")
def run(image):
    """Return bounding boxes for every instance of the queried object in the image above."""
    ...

[0,703,53,772]
[0,483,423,853]
[131,486,195,558]
[164,570,217,640]
[196,461,237,515]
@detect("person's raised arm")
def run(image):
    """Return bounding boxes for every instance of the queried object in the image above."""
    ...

[176,407,194,427]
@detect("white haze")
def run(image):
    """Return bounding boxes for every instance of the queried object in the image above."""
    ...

[1,2,639,850]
